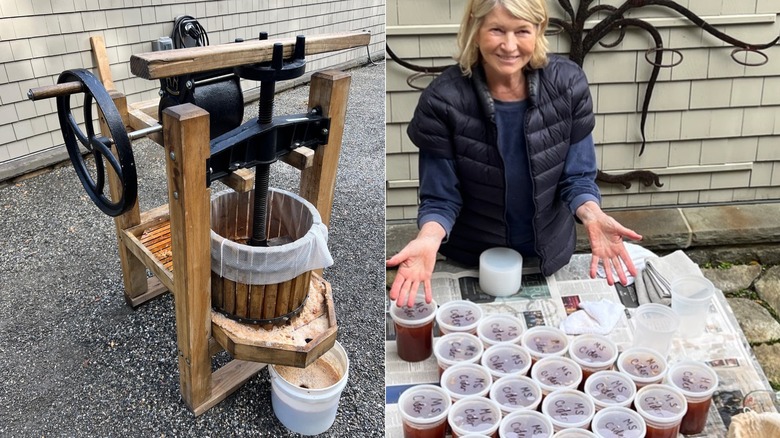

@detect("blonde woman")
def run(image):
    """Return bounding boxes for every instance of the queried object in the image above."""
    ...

[387,0,642,307]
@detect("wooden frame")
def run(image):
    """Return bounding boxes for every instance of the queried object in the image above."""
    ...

[91,34,356,415]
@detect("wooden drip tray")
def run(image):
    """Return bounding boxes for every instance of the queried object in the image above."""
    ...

[211,273,338,368]
[138,221,174,271]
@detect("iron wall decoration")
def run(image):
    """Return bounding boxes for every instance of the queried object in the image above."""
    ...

[388,0,779,189]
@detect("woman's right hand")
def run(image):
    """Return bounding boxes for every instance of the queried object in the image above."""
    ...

[385,222,445,307]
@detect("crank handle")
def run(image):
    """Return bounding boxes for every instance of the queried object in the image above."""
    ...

[27,81,84,101]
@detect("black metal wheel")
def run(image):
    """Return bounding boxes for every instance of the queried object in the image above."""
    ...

[56,69,137,217]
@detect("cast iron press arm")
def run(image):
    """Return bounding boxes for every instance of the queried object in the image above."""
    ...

[207,35,331,246]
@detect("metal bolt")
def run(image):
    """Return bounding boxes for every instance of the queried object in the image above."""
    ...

[294,142,301,148]
[321,128,329,136]
[310,108,319,116]
[185,80,193,89]
[158,89,164,97]
[173,191,179,199]
[169,151,175,161]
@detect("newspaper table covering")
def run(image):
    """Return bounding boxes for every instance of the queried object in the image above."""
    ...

[385,254,776,437]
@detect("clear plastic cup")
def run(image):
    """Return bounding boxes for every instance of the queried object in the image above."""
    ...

[481,343,532,381]
[436,300,483,335]
[591,406,646,438]
[390,298,438,362]
[568,334,618,384]
[634,384,688,438]
[541,388,596,431]
[631,303,679,357]
[433,332,484,377]
[616,347,668,389]
[530,356,583,396]
[398,384,452,438]
[489,375,543,414]
[670,275,715,339]
[477,314,524,347]
[448,395,503,437]
[553,429,598,437]
[521,326,569,362]
[440,362,492,402]
[665,360,719,435]
[584,370,637,411]
[499,409,554,438]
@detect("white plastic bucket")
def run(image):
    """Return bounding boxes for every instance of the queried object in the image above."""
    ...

[268,341,349,435]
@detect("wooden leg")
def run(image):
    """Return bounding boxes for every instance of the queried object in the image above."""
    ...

[163,103,213,411]
[99,90,150,306]
[300,70,352,229]
[300,71,351,277]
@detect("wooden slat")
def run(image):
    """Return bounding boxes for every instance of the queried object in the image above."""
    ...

[192,360,266,417]
[90,35,115,91]
[220,168,255,193]
[129,98,160,118]
[280,146,315,170]
[131,31,371,80]
[126,276,170,308]
[120,229,174,293]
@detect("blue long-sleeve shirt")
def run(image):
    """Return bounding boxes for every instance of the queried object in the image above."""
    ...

[418,98,600,257]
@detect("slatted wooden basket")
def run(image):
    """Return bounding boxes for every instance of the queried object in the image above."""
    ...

[210,188,331,329]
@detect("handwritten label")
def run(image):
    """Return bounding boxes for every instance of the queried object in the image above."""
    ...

[447,308,476,327]
[630,357,661,377]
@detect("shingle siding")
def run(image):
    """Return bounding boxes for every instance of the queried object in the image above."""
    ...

[0,0,386,179]
[387,0,780,218]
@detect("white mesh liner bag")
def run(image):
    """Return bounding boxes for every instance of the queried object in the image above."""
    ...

[210,187,333,285]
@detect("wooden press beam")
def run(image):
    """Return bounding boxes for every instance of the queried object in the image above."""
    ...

[130,31,371,80]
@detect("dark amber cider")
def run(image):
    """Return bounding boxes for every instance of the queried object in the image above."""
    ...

[402,420,447,438]
[679,398,711,435]
[396,320,434,362]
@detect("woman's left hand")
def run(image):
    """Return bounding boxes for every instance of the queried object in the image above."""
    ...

[576,201,643,285]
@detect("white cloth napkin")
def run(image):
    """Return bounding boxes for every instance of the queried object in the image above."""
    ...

[561,299,625,335]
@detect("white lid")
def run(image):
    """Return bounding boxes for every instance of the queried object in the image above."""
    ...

[435,300,483,333]
[569,334,618,370]
[665,360,719,401]
[481,343,532,379]
[448,395,503,436]
[553,429,598,437]
[389,298,437,328]
[499,409,554,438]
[616,347,668,384]
[489,375,542,413]
[584,370,637,409]
[530,356,582,393]
[634,384,688,426]
[541,388,596,430]
[477,314,525,346]
[397,384,451,426]
[522,325,569,358]
[433,332,484,368]
[591,406,646,438]
[440,362,492,400]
